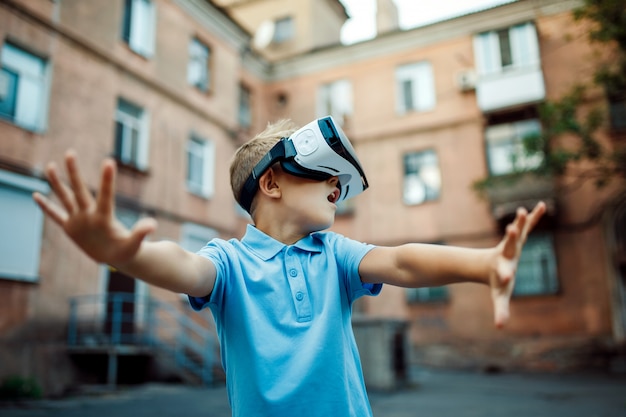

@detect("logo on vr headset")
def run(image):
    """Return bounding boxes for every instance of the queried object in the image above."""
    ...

[239,116,369,213]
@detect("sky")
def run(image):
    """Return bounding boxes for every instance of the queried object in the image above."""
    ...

[340,0,513,44]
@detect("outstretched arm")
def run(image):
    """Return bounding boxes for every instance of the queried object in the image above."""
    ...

[359,202,546,327]
[33,151,216,297]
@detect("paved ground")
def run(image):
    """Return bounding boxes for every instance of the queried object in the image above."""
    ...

[1,368,625,417]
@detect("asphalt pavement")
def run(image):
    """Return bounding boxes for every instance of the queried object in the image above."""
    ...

[1,368,625,417]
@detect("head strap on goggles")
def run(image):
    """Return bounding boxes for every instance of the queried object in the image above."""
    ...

[239,138,296,213]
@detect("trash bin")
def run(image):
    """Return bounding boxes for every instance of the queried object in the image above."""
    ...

[352,317,409,390]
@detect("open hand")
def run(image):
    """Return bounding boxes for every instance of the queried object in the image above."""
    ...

[490,201,546,328]
[32,151,156,266]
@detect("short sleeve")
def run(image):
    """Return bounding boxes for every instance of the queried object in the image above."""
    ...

[187,239,229,311]
[328,233,382,301]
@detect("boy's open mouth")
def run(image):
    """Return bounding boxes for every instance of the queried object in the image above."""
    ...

[328,189,340,204]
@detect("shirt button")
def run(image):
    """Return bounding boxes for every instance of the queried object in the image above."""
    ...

[289,269,298,277]
[295,292,304,301]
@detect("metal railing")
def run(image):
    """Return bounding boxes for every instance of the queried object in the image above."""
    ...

[67,293,217,386]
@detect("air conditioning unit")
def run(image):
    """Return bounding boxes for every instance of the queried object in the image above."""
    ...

[456,70,477,92]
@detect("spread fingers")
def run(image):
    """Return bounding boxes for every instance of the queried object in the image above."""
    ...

[96,158,116,217]
[32,192,68,225]
[45,161,77,214]
[526,201,547,232]
[65,150,94,210]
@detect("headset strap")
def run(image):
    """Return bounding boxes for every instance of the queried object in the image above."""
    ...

[239,138,297,213]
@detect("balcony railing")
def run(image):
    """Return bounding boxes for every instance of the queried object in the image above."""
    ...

[483,172,556,220]
[476,65,546,112]
[67,293,218,387]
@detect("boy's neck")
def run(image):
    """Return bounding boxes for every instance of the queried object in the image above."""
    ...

[253,203,327,245]
[253,218,311,246]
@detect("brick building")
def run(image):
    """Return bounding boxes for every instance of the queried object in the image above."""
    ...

[0,0,624,396]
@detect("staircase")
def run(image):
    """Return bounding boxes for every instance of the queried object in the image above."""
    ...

[67,293,219,387]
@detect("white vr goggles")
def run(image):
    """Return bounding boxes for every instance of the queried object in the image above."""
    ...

[239,116,369,212]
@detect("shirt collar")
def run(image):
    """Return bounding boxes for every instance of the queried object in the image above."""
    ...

[242,224,323,260]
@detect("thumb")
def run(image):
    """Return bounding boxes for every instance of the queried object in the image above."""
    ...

[492,290,511,329]
[126,217,157,250]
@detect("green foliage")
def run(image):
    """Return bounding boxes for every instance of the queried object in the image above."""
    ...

[572,0,626,51]
[574,0,626,94]
[0,375,43,400]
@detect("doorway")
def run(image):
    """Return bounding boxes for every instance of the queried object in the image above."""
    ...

[104,208,140,344]
[105,268,137,344]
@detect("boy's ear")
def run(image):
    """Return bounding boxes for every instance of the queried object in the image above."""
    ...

[257,167,281,200]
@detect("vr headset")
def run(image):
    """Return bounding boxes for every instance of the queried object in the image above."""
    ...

[239,116,369,213]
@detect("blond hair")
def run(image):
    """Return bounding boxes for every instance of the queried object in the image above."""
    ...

[230,119,299,213]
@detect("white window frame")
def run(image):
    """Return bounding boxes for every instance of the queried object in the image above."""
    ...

[0,170,50,282]
[238,83,252,128]
[474,22,540,76]
[316,79,353,126]
[403,149,441,206]
[486,118,543,176]
[186,135,215,198]
[123,0,156,57]
[180,223,218,254]
[0,43,50,132]
[179,223,218,299]
[395,61,436,114]
[514,233,559,296]
[187,38,210,91]
[273,16,294,44]
[114,98,150,170]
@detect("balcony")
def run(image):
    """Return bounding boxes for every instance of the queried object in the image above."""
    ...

[482,172,556,220]
[477,66,546,113]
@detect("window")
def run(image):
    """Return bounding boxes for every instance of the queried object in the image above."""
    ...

[395,61,435,114]
[114,98,150,170]
[0,68,17,120]
[317,79,352,126]
[238,83,252,129]
[608,94,626,131]
[188,38,210,91]
[406,286,449,303]
[273,16,294,43]
[179,222,218,300]
[0,43,49,131]
[0,170,50,282]
[186,135,215,197]
[474,22,540,76]
[513,233,559,296]
[180,223,218,253]
[486,119,542,176]
[116,207,140,229]
[403,150,441,205]
[122,0,156,57]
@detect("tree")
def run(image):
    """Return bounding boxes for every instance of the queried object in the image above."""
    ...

[474,0,626,196]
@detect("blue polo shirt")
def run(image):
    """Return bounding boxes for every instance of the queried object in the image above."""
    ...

[188,224,382,417]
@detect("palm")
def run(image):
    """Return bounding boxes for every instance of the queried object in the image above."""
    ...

[63,209,134,264]
[490,202,546,328]
[33,152,156,266]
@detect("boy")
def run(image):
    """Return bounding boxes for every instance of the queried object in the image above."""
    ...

[33,117,545,417]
